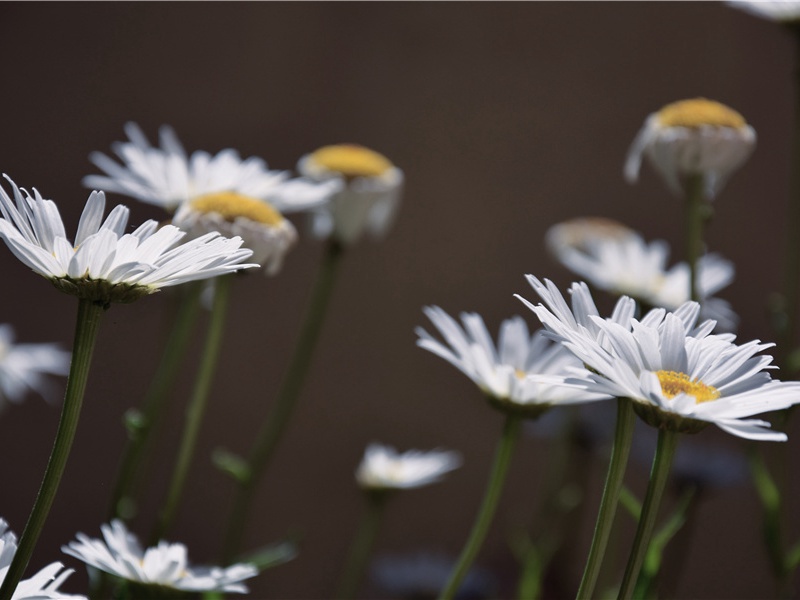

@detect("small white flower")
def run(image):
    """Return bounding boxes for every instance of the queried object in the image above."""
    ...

[355,443,461,490]
[62,520,257,594]
[0,519,84,600]
[728,0,800,22]
[519,277,800,441]
[0,324,69,410]
[0,176,257,304]
[624,98,756,198]
[416,306,610,415]
[546,218,737,329]
[298,144,403,245]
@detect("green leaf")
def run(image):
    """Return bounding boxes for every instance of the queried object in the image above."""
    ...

[212,448,251,483]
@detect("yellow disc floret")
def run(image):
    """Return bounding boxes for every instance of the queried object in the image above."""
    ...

[190,192,284,227]
[309,144,393,178]
[656,98,747,130]
[656,370,720,404]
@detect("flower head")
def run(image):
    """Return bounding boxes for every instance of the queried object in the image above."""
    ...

[0,324,69,410]
[355,443,461,490]
[624,98,756,198]
[0,519,84,599]
[62,520,257,594]
[728,0,800,22]
[416,306,609,416]
[519,277,800,440]
[0,176,257,304]
[298,144,403,245]
[546,218,737,329]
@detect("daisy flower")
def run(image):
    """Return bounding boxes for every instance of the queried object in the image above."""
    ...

[415,306,610,416]
[727,0,800,22]
[624,98,756,198]
[62,520,257,594]
[0,176,257,304]
[0,519,84,600]
[519,277,800,440]
[298,144,403,245]
[0,324,69,410]
[546,218,737,329]
[355,443,461,491]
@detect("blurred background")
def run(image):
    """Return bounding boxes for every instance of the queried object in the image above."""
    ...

[0,3,797,598]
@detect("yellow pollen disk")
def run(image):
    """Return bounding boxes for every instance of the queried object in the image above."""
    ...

[656,370,720,404]
[190,192,284,226]
[656,98,747,130]
[310,144,393,178]
[515,369,527,379]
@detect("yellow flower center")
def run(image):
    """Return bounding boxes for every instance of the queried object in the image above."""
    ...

[656,370,720,404]
[190,192,284,226]
[656,98,747,130]
[515,369,527,379]
[309,144,393,178]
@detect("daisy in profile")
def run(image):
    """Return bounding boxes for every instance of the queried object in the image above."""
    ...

[85,123,339,275]
[727,0,800,23]
[298,144,403,245]
[624,98,756,198]
[355,443,461,491]
[0,519,84,600]
[62,520,257,595]
[0,324,69,410]
[546,218,737,329]
[0,176,257,304]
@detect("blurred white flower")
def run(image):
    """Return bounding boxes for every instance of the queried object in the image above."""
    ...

[0,176,257,304]
[62,520,257,594]
[355,444,461,491]
[546,218,737,329]
[0,519,84,599]
[298,144,403,245]
[728,0,800,22]
[0,324,69,410]
[624,98,756,198]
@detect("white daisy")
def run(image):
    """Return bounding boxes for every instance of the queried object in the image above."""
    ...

[727,0,800,22]
[0,324,69,410]
[298,144,403,245]
[624,98,756,198]
[0,519,84,600]
[415,306,610,416]
[62,520,257,594]
[0,176,257,304]
[355,443,461,490]
[519,278,800,441]
[546,218,737,329]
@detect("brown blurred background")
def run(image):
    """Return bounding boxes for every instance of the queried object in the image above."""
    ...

[0,2,797,598]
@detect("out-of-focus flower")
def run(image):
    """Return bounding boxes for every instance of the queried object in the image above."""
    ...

[416,307,610,416]
[520,277,800,440]
[0,519,84,599]
[546,218,737,329]
[62,520,257,594]
[0,324,69,410]
[728,0,800,22]
[0,176,257,304]
[298,144,403,245]
[355,443,461,491]
[624,98,756,198]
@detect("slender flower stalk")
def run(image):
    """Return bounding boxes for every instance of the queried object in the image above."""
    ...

[336,491,389,600]
[440,415,522,600]
[150,275,233,544]
[617,429,680,600]
[221,240,345,562]
[575,398,635,600]
[107,284,203,521]
[0,299,104,600]
[683,174,711,302]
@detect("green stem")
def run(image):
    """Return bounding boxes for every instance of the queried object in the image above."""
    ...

[617,429,680,600]
[107,284,202,521]
[0,299,104,600]
[440,414,522,600]
[575,398,635,600]
[336,491,389,599]
[150,275,233,544]
[221,240,344,562]
[684,173,710,303]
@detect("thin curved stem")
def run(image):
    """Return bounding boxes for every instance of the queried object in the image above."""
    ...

[683,174,710,303]
[576,398,635,600]
[150,275,233,544]
[440,414,522,600]
[336,491,389,599]
[0,299,105,600]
